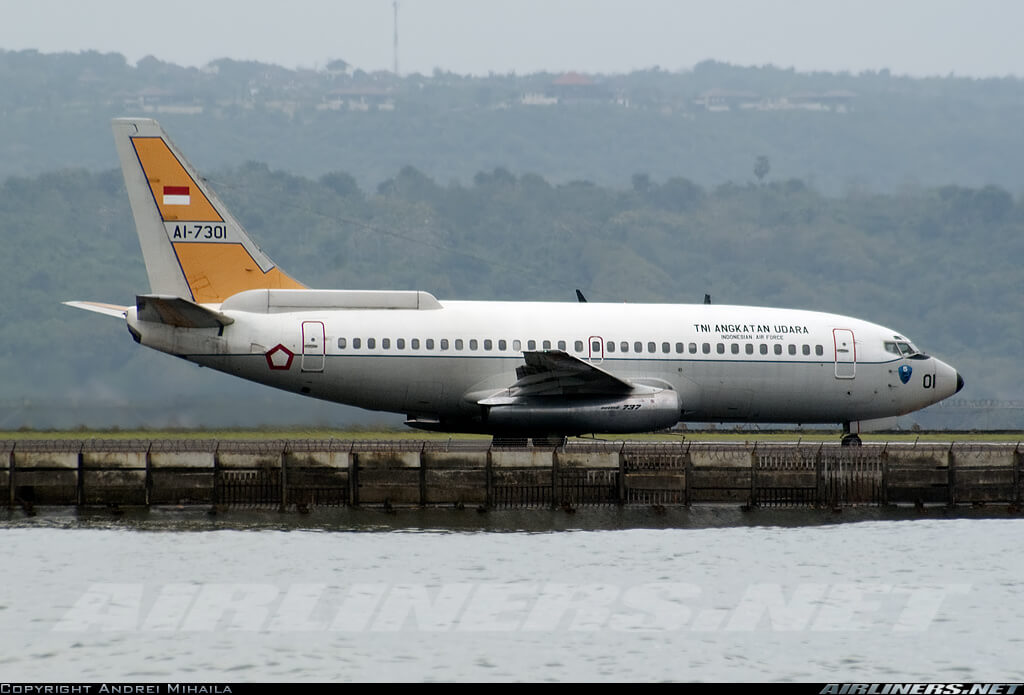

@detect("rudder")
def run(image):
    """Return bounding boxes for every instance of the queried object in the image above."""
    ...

[112,118,305,304]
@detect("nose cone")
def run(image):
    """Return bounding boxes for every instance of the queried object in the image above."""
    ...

[931,358,961,404]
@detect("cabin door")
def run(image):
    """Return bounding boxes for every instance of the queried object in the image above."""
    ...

[588,335,604,364]
[301,321,326,372]
[833,328,856,379]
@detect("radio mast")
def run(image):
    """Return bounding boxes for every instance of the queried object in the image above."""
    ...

[393,1,399,76]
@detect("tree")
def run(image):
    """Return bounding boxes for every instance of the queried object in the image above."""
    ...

[754,155,771,184]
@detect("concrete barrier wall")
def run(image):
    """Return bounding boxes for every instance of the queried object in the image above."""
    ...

[151,451,214,469]
[0,444,10,504]
[218,453,282,469]
[82,452,146,469]
[12,450,80,505]
[558,451,619,469]
[357,451,420,469]
[491,450,554,468]
[423,452,488,506]
[355,451,421,505]
[14,451,79,469]
[689,447,752,468]
[2,440,1021,510]
[949,446,1019,504]
[884,446,949,467]
[284,451,349,469]
[881,446,949,505]
[950,446,1013,468]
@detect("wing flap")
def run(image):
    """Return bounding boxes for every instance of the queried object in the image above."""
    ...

[478,350,637,402]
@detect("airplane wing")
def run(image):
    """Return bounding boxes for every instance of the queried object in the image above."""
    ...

[478,350,636,403]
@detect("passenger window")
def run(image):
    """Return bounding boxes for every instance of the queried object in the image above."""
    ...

[455,339,464,350]
[469,339,478,350]
[760,344,768,355]
[499,339,507,350]
[440,339,449,350]
[484,339,493,350]
[367,338,376,349]
[382,338,390,349]
[802,344,810,356]
[730,343,739,354]
[621,342,629,353]
[634,341,643,353]
[337,338,347,349]
[397,338,406,349]
[702,343,711,354]
[717,343,725,354]
[543,340,551,349]
[426,339,434,350]
[745,344,753,355]
[528,340,537,350]
[514,339,522,351]
[689,343,697,354]
[353,338,362,349]
[607,341,615,353]
[662,342,670,353]
[788,344,796,355]
[816,345,823,356]
[647,342,656,353]
[676,342,685,353]
[411,338,419,349]
[576,340,584,352]
[774,344,782,355]
[558,340,566,350]
[593,340,602,353]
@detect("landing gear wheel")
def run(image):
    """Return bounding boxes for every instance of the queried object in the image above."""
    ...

[841,434,862,447]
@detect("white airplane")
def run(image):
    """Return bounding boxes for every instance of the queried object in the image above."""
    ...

[66,118,963,445]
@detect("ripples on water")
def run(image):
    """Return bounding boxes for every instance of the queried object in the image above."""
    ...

[1,506,1023,682]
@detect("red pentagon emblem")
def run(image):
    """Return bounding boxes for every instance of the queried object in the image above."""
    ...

[265,344,295,370]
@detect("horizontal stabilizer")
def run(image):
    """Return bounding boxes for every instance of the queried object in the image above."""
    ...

[63,301,129,319]
[136,295,234,328]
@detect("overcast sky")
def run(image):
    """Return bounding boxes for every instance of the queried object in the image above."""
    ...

[2,0,1022,77]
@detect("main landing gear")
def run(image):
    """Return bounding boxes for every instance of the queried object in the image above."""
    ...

[840,422,862,447]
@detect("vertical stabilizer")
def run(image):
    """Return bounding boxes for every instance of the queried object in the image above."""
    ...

[112,118,305,303]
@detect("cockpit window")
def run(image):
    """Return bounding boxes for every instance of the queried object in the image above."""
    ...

[885,339,922,357]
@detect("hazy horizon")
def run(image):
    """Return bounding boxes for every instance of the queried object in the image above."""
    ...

[3,0,1024,78]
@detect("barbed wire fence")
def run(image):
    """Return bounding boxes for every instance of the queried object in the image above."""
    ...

[2,399,1024,432]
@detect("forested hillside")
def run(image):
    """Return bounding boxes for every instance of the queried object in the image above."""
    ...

[2,50,1024,194]
[1,166,1019,428]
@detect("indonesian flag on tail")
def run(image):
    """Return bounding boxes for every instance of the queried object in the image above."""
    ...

[163,185,190,205]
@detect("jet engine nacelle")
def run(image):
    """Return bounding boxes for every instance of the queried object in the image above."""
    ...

[482,389,681,435]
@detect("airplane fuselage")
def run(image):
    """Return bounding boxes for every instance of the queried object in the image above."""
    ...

[127,297,960,433]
